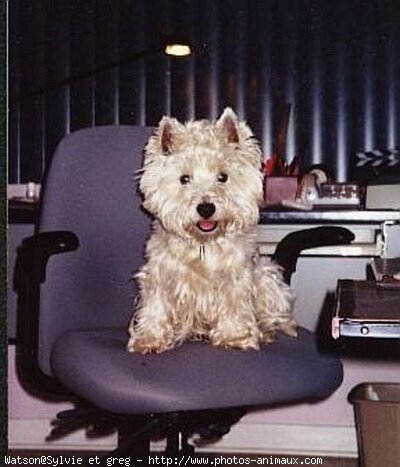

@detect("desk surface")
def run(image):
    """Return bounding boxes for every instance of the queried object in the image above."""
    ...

[260,208,400,224]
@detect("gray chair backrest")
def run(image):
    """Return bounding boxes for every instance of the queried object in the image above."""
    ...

[38,126,154,376]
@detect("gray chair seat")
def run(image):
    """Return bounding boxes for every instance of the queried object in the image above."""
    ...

[51,326,342,414]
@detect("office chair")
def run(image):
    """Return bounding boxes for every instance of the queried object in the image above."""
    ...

[15,126,354,460]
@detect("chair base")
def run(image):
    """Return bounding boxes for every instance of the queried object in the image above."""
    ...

[47,404,247,459]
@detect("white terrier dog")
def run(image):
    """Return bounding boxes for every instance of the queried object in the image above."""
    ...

[127,108,297,354]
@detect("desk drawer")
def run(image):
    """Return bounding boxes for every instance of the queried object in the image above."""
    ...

[257,223,383,256]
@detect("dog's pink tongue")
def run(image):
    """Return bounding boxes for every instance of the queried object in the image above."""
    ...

[198,220,217,231]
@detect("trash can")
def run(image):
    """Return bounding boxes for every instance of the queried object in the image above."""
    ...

[349,383,400,467]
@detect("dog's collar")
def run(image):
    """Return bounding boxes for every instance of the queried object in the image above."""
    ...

[199,244,205,261]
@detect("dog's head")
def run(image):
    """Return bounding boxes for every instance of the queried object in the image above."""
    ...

[139,108,263,241]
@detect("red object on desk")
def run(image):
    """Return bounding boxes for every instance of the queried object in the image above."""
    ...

[264,176,298,205]
[264,155,299,205]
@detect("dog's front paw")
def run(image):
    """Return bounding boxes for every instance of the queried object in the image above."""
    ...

[214,336,260,351]
[280,319,298,338]
[259,329,276,344]
[210,328,260,351]
[259,319,298,344]
[126,332,174,354]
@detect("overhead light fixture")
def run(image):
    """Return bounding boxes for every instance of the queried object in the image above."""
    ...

[11,36,193,106]
[163,36,192,57]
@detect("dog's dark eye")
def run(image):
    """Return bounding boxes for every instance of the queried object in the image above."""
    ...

[180,174,191,185]
[217,172,228,183]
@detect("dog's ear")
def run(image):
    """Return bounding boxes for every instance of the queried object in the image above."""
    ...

[216,107,240,144]
[158,116,181,155]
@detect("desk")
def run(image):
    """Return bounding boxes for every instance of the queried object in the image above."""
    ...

[258,209,400,332]
[260,209,400,223]
[8,201,39,340]
[258,208,400,257]
[8,198,40,224]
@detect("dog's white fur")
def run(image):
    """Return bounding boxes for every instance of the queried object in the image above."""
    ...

[127,108,297,353]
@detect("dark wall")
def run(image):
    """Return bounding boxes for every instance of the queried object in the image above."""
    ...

[9,0,400,183]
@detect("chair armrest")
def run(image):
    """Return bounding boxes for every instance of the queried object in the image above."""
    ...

[14,231,79,397]
[272,226,355,283]
[18,231,79,283]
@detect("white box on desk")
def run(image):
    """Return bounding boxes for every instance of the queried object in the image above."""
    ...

[366,184,400,210]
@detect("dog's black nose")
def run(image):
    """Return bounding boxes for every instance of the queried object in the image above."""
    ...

[197,202,216,219]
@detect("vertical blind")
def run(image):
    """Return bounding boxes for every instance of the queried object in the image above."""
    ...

[9,0,400,183]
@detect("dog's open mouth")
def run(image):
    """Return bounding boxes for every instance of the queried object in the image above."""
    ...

[197,220,218,233]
